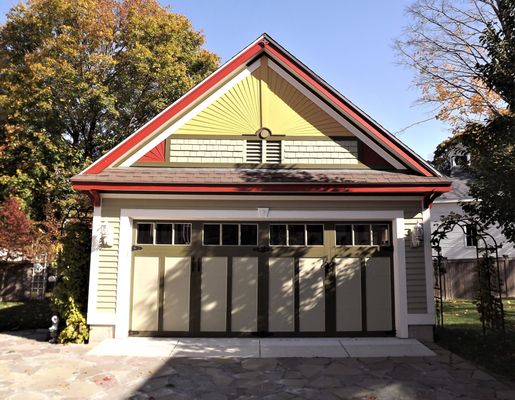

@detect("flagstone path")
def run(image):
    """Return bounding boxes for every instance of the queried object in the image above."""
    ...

[0,330,513,400]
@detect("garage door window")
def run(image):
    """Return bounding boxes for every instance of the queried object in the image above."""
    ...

[203,224,258,246]
[270,224,324,246]
[136,222,192,245]
[336,224,390,246]
[137,223,153,244]
[156,223,173,244]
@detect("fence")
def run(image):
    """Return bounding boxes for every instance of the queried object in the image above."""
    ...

[440,258,515,299]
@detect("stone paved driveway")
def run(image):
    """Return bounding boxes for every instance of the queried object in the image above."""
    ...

[0,331,514,400]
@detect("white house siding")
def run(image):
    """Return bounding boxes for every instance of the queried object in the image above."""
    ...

[93,197,429,318]
[431,202,515,260]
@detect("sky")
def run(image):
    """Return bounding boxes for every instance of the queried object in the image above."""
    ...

[0,0,453,160]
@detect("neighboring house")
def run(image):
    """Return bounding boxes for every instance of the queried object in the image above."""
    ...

[431,172,515,260]
[72,34,451,342]
[431,162,515,298]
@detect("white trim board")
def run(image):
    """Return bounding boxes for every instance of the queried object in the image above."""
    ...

[113,208,409,339]
[422,207,435,316]
[120,60,261,167]
[86,206,102,325]
[101,193,425,202]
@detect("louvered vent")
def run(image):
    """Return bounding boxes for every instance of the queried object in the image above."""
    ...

[265,141,282,164]
[245,140,262,163]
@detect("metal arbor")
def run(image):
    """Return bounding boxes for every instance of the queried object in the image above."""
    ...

[431,214,506,340]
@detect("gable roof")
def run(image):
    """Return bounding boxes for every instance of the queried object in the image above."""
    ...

[79,33,442,177]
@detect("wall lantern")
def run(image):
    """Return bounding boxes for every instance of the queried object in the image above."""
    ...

[411,223,424,248]
[100,223,113,248]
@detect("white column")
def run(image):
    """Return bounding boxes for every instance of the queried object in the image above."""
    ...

[393,216,409,338]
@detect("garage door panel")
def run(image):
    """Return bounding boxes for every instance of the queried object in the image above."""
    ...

[163,257,191,331]
[232,257,258,332]
[335,258,362,332]
[269,257,295,332]
[299,258,325,332]
[366,257,393,331]
[201,257,227,332]
[131,256,159,331]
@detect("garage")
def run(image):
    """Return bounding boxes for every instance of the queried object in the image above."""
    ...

[129,221,394,337]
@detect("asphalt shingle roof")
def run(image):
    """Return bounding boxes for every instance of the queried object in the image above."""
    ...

[72,167,451,186]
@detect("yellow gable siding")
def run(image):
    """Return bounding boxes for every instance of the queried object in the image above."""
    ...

[175,72,261,135]
[266,64,350,136]
[174,58,352,137]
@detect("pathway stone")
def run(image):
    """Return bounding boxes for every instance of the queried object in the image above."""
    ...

[0,331,513,399]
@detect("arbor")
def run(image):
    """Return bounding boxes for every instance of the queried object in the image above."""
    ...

[398,0,515,243]
[0,0,219,220]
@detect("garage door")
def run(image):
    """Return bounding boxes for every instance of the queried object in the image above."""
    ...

[129,221,394,336]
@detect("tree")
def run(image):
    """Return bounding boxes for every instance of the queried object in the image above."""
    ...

[0,0,219,220]
[0,197,33,261]
[395,0,507,127]
[0,0,219,342]
[399,0,515,243]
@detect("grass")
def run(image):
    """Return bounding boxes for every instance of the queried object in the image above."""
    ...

[0,299,55,331]
[438,298,515,382]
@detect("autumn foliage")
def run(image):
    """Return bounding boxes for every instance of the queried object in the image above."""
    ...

[0,197,33,261]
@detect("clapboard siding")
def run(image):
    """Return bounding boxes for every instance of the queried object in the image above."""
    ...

[95,216,119,313]
[404,211,428,313]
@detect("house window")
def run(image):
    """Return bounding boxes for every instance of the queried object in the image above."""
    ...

[203,224,221,245]
[465,225,477,247]
[136,222,192,245]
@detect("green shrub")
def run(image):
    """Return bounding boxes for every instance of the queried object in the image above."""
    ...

[51,220,91,343]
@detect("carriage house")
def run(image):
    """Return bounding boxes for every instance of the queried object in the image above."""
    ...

[72,34,451,342]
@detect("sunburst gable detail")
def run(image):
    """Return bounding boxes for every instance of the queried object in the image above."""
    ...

[138,141,166,162]
[173,58,352,138]
[174,73,261,135]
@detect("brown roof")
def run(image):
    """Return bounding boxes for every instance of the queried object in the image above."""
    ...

[72,167,451,186]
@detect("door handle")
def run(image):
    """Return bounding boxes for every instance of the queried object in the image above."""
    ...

[131,245,142,251]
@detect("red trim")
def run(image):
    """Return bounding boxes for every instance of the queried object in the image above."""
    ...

[73,183,451,194]
[80,35,437,177]
[139,140,166,162]
[264,42,433,176]
[83,42,264,174]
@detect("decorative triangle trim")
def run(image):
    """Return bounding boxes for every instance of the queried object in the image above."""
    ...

[138,141,166,163]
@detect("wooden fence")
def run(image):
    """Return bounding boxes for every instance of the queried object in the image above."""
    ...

[440,258,515,299]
